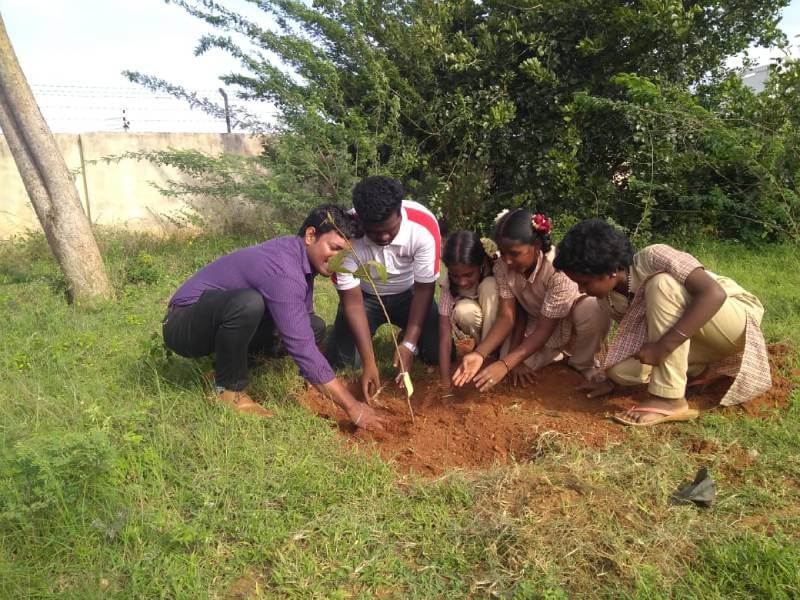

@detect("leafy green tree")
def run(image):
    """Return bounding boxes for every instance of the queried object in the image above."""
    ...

[126,0,792,238]
[571,61,800,242]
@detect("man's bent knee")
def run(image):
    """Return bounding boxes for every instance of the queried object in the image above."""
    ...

[310,313,326,346]
[452,299,482,332]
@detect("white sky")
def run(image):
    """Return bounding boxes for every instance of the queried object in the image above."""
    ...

[0,0,275,132]
[1,0,799,133]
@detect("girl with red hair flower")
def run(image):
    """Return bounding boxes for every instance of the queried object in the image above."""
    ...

[453,208,611,392]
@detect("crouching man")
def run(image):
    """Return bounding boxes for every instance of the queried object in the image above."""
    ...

[162,204,386,431]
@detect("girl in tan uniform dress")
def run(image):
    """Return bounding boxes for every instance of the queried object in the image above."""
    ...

[438,230,499,395]
[452,209,610,392]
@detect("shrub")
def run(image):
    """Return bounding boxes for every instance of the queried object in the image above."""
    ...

[126,0,793,240]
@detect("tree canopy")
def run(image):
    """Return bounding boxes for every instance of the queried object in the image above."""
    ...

[127,0,798,241]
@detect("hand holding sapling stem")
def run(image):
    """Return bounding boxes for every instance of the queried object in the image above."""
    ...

[392,343,415,387]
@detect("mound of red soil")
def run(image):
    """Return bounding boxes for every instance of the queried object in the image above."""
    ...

[299,345,794,476]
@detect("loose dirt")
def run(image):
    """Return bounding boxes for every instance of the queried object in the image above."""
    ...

[299,345,794,476]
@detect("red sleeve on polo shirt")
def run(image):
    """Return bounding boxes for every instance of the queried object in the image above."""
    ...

[405,205,441,283]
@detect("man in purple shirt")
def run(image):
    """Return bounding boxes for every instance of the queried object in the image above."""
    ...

[163,204,385,431]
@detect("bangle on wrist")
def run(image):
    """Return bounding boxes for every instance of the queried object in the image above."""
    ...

[673,327,690,339]
[473,349,486,360]
[354,406,364,426]
[499,358,511,373]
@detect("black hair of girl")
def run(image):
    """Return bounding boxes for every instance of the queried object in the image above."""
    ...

[552,218,634,276]
[493,208,552,253]
[442,230,489,297]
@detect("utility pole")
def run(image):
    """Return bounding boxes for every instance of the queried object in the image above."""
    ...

[0,13,112,303]
[219,88,231,133]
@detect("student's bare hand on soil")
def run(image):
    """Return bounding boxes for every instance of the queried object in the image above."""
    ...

[510,363,536,387]
[474,361,509,392]
[452,351,484,387]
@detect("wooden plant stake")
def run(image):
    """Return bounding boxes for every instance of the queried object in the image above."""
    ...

[325,214,415,422]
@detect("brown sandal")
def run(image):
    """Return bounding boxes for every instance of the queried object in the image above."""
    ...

[612,405,699,427]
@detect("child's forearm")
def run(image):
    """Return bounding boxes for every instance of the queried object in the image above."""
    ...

[438,315,452,384]
[508,302,526,349]
[504,316,558,369]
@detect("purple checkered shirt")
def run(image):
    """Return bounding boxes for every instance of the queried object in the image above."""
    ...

[170,236,335,385]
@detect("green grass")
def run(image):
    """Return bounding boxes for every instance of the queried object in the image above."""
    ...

[0,232,798,598]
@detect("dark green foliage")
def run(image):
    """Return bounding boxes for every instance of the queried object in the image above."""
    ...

[127,0,794,240]
[571,64,800,242]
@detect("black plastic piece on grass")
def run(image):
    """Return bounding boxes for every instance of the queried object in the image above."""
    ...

[671,467,716,507]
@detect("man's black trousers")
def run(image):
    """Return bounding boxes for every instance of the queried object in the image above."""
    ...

[163,289,324,391]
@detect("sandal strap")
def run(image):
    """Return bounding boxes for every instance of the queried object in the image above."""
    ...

[628,405,675,417]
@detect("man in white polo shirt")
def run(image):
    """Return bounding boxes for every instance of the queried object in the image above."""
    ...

[326,176,443,401]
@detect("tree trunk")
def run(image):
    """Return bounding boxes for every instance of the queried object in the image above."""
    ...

[0,14,112,302]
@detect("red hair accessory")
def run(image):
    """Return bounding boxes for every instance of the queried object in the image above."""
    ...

[531,213,552,235]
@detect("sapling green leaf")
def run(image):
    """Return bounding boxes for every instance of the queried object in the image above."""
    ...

[328,250,349,274]
[352,260,388,283]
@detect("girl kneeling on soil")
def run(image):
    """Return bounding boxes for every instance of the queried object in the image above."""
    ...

[452,209,610,392]
[438,230,499,395]
[553,218,771,427]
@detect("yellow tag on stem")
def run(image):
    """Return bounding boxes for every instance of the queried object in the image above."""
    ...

[402,372,414,398]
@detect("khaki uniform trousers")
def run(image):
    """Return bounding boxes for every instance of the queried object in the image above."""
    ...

[451,277,499,342]
[508,296,610,379]
[607,273,754,399]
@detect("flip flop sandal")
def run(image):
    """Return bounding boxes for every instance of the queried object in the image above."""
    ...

[612,405,699,427]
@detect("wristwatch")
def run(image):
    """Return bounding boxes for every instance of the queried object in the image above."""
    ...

[401,340,419,356]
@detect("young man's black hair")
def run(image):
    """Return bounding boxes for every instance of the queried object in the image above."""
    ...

[297,203,362,239]
[553,218,635,275]
[351,176,404,223]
